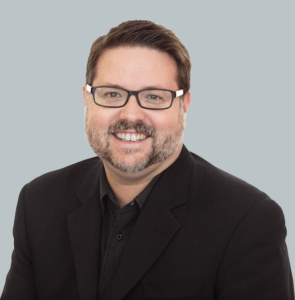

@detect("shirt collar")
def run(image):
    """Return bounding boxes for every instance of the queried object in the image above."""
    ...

[99,164,161,212]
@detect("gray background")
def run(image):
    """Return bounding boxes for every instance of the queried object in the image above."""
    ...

[0,0,294,291]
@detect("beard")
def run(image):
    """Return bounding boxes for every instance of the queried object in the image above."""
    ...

[84,101,185,173]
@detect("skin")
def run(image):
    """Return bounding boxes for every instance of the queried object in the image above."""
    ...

[83,47,190,207]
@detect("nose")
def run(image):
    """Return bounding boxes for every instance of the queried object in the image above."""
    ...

[119,95,145,122]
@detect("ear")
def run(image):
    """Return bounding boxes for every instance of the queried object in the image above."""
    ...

[182,92,191,128]
[183,91,191,114]
[82,84,88,106]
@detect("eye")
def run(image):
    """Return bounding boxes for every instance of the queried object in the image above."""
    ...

[139,90,170,107]
[106,92,121,98]
[148,94,161,100]
[146,94,164,101]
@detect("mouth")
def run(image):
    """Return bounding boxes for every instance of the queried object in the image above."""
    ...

[112,132,150,143]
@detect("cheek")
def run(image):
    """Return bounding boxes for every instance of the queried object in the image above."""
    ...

[149,110,179,130]
[145,111,169,128]
[88,109,117,129]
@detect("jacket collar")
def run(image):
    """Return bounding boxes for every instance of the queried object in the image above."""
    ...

[75,157,102,205]
[152,144,195,210]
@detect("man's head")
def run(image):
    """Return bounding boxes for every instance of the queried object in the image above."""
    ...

[83,20,191,174]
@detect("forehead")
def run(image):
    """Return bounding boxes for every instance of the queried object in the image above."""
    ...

[94,46,179,90]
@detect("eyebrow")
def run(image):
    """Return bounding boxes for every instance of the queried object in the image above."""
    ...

[98,83,168,90]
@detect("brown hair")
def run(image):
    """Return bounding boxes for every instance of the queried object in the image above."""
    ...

[86,20,191,95]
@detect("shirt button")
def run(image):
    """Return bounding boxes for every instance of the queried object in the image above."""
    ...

[116,233,123,241]
[130,202,135,206]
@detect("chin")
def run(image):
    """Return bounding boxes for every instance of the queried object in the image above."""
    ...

[108,153,153,173]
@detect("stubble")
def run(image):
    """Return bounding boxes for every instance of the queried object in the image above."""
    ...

[84,99,185,173]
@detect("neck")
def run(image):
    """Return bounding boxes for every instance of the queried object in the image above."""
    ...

[101,143,183,207]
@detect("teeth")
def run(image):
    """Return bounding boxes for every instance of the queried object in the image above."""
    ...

[114,133,148,142]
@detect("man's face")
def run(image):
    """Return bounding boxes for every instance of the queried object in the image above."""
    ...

[83,46,190,173]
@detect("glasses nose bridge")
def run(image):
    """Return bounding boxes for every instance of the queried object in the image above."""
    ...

[126,91,141,106]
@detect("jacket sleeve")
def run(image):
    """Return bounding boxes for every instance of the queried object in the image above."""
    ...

[215,198,294,300]
[1,184,36,300]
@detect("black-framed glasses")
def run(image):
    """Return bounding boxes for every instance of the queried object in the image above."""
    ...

[86,84,184,110]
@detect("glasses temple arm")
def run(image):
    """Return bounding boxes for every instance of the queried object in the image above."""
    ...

[86,84,92,93]
[175,90,184,97]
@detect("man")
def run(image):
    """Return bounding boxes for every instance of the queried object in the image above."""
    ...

[1,20,294,300]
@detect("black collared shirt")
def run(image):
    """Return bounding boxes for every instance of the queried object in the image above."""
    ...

[98,165,160,298]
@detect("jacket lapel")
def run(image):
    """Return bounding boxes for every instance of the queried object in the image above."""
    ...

[67,159,103,300]
[103,145,195,300]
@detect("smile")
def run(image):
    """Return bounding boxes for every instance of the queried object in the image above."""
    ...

[113,133,149,142]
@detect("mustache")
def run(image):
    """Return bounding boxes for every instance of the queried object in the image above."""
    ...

[107,121,155,137]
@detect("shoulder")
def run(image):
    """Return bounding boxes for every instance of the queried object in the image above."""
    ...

[22,156,101,205]
[187,150,280,220]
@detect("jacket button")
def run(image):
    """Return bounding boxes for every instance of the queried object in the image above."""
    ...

[116,233,123,241]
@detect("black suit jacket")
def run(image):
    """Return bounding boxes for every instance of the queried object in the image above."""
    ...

[1,145,294,300]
